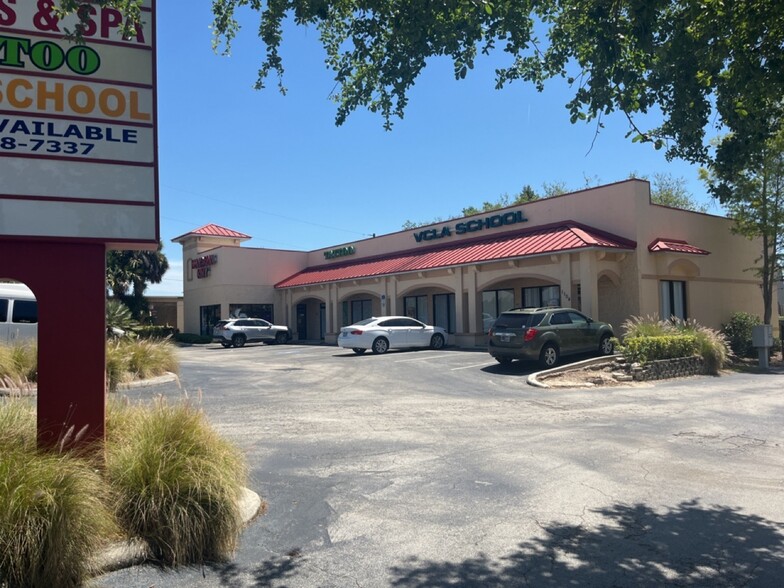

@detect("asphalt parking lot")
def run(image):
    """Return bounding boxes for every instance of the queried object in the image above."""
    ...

[99,343,784,587]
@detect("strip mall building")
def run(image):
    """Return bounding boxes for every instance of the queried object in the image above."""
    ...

[173,180,772,345]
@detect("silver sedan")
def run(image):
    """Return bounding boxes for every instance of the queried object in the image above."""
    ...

[337,316,448,355]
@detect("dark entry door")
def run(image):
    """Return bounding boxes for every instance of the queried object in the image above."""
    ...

[296,303,307,340]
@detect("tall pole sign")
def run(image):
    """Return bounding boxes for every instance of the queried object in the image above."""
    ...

[0,1,158,450]
[0,0,158,244]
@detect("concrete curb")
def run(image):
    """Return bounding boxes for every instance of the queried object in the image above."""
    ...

[0,372,180,396]
[527,355,620,388]
[91,487,263,575]
[115,371,179,390]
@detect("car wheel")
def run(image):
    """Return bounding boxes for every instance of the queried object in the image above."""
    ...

[599,334,614,355]
[495,357,513,365]
[539,344,559,369]
[275,331,288,345]
[220,342,231,348]
[352,348,366,355]
[371,337,389,354]
[231,335,246,348]
[429,333,445,350]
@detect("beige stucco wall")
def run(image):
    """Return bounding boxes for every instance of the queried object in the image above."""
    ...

[180,242,307,334]
[175,180,774,344]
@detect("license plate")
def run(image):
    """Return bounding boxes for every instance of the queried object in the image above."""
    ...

[499,334,510,342]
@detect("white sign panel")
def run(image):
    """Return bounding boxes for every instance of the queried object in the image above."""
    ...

[0,0,157,247]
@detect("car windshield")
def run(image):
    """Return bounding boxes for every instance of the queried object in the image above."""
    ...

[494,313,544,329]
[214,321,229,329]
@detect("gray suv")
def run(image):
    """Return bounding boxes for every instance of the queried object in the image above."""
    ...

[213,318,290,348]
[487,307,614,368]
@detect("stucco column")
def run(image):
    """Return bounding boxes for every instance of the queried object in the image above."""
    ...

[324,285,333,335]
[466,268,478,333]
[454,268,465,333]
[332,283,340,329]
[388,276,398,315]
[554,254,573,308]
[579,250,599,318]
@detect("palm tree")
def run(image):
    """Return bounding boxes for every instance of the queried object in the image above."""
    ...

[106,241,170,320]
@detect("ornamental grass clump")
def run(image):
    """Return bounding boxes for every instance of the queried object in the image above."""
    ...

[671,318,730,375]
[105,398,247,566]
[0,401,117,588]
[0,342,37,384]
[105,338,179,391]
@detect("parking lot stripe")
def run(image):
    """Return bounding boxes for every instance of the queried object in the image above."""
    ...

[450,361,497,371]
[393,353,455,363]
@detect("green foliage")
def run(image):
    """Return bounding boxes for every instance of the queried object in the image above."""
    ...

[630,172,709,213]
[201,0,784,179]
[0,397,249,580]
[620,315,729,373]
[701,129,784,325]
[722,312,761,358]
[106,242,170,320]
[133,325,178,339]
[621,314,671,338]
[54,0,142,41]
[174,333,214,345]
[0,342,38,384]
[106,299,139,336]
[105,339,178,391]
[620,335,700,364]
[670,318,731,375]
[105,399,247,566]
[0,423,117,588]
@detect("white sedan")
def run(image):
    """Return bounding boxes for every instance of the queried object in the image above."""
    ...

[338,316,448,355]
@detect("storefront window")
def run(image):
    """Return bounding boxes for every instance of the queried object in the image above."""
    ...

[433,293,455,333]
[660,280,687,320]
[404,295,428,322]
[343,299,373,325]
[229,304,273,322]
[482,289,515,328]
[523,285,561,308]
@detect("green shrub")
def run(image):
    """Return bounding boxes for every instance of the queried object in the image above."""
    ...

[0,445,117,588]
[722,312,760,358]
[106,299,138,336]
[619,315,730,373]
[134,325,177,339]
[174,333,213,345]
[105,399,247,566]
[620,335,700,364]
[670,318,730,374]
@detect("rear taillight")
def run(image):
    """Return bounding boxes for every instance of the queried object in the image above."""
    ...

[524,328,538,342]
[350,329,364,335]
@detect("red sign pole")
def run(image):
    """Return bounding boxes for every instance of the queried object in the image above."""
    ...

[0,240,106,450]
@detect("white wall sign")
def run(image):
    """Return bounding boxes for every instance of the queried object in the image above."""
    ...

[0,0,158,247]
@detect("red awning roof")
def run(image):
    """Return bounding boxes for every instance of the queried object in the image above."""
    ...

[172,223,251,242]
[276,222,636,288]
[648,238,710,255]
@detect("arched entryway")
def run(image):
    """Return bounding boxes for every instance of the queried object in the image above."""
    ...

[398,285,456,333]
[293,296,327,342]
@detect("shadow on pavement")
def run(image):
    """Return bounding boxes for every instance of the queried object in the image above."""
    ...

[212,551,304,587]
[388,500,784,587]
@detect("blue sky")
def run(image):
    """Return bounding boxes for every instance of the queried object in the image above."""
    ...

[149,3,720,296]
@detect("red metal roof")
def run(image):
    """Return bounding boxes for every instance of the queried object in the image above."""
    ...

[172,224,251,242]
[276,222,636,288]
[648,238,710,255]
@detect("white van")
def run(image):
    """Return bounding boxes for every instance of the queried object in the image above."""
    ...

[0,283,38,344]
